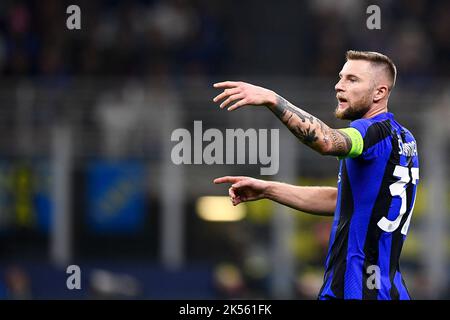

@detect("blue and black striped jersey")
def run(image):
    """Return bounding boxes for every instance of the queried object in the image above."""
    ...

[319,112,419,300]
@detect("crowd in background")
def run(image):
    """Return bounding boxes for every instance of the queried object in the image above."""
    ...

[0,0,448,82]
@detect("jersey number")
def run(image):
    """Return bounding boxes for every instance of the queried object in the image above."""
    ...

[377,165,419,235]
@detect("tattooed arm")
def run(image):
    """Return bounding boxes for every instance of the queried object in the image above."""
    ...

[269,95,352,156]
[213,81,352,157]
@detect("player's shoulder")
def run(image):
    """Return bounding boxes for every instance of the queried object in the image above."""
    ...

[389,117,417,141]
[349,113,393,138]
[398,125,415,139]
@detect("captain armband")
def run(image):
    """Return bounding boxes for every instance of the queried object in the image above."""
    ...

[338,128,364,158]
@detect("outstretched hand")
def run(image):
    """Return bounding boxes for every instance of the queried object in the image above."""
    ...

[212,81,277,111]
[213,176,269,206]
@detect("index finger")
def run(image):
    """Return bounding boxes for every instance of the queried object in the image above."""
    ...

[213,176,246,184]
[213,81,239,88]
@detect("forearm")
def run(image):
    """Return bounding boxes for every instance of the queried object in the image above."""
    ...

[264,181,337,216]
[267,94,351,157]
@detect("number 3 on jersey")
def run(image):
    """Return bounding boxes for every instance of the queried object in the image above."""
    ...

[377,165,419,235]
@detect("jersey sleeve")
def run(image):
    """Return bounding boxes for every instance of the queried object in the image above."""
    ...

[339,118,387,160]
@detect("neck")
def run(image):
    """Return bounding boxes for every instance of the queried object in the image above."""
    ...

[363,103,388,119]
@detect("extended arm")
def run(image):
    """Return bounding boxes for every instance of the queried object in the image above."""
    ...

[268,95,352,156]
[213,81,353,157]
[214,176,337,216]
[265,181,337,216]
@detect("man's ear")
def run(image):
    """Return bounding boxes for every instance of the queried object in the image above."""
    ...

[373,85,389,102]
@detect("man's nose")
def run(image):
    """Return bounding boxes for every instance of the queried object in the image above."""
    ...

[335,80,344,92]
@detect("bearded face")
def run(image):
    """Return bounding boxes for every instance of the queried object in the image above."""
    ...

[334,60,376,121]
[334,90,372,120]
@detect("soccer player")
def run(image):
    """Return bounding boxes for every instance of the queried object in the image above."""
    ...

[212,50,419,300]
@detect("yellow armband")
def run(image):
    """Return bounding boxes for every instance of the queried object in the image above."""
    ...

[338,128,364,158]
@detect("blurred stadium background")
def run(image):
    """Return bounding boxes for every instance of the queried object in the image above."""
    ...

[0,0,448,299]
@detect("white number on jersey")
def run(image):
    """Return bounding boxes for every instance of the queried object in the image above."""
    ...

[377,166,419,235]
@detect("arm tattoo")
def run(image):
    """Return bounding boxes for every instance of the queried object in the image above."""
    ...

[329,129,352,155]
[269,95,352,156]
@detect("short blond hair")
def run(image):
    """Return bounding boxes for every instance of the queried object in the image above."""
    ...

[346,50,397,90]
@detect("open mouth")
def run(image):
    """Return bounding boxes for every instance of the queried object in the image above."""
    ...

[337,96,348,103]
[337,96,348,107]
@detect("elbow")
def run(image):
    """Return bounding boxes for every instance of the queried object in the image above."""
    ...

[317,143,333,156]
[317,141,347,157]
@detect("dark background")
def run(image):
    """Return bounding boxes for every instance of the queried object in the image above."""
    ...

[0,0,448,299]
